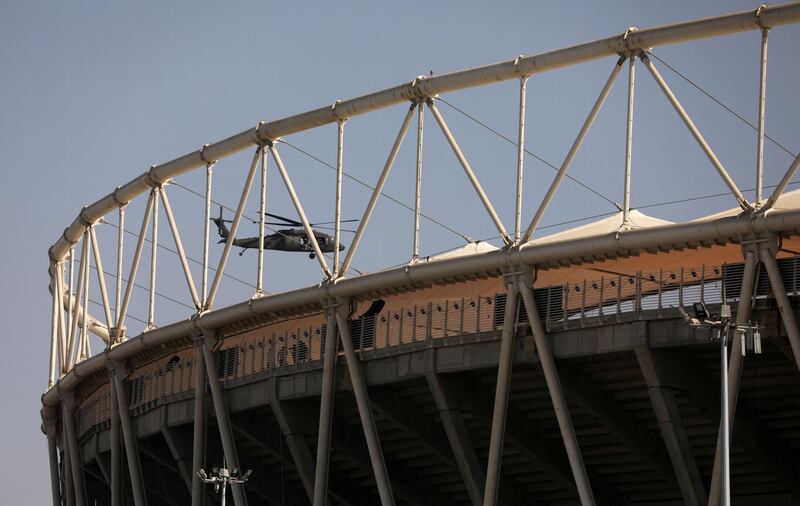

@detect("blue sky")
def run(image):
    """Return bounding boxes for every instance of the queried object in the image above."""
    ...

[1,1,798,502]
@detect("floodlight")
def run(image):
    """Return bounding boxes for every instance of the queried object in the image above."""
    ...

[692,303,709,320]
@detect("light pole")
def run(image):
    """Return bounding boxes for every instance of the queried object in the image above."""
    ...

[680,302,761,506]
[197,466,252,506]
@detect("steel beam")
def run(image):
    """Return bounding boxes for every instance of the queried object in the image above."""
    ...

[89,227,114,329]
[483,278,518,506]
[269,144,332,278]
[412,100,424,261]
[202,162,214,306]
[518,277,595,506]
[425,372,485,506]
[514,76,527,243]
[206,148,261,310]
[707,249,758,506]
[640,54,750,210]
[257,147,267,295]
[635,346,707,506]
[521,58,624,242]
[762,152,800,212]
[159,186,201,309]
[50,3,800,264]
[333,120,345,277]
[67,232,89,370]
[429,101,511,245]
[161,423,194,492]
[115,205,125,325]
[146,188,159,330]
[313,309,338,506]
[42,206,800,409]
[340,104,415,276]
[49,268,59,387]
[335,306,395,506]
[117,189,155,330]
[623,55,635,225]
[756,28,769,206]
[201,340,248,506]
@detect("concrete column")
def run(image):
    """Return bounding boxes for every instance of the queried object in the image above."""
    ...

[426,372,485,506]
[635,347,707,506]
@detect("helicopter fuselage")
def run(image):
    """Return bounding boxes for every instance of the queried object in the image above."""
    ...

[230,228,345,254]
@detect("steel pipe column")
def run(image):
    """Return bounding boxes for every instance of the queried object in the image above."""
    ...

[44,416,62,506]
[109,369,122,506]
[518,276,596,506]
[201,339,248,506]
[61,393,86,506]
[707,249,758,506]
[313,309,339,506]
[111,363,148,506]
[760,246,800,369]
[64,443,74,506]
[334,304,395,506]
[482,277,519,506]
[191,337,207,506]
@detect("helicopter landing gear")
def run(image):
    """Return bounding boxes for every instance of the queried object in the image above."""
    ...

[309,253,316,259]
[239,249,245,256]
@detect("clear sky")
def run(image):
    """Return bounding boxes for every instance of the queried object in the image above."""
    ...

[1,1,798,502]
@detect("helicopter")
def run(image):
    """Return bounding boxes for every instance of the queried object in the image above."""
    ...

[210,206,355,258]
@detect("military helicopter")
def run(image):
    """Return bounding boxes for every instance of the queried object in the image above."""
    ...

[211,207,355,258]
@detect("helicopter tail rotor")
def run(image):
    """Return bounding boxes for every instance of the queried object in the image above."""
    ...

[210,206,231,239]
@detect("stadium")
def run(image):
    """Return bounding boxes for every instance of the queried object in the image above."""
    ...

[42,4,800,506]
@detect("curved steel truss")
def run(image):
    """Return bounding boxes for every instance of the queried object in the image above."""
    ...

[43,4,800,506]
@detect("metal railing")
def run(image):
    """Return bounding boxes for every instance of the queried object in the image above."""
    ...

[75,257,800,439]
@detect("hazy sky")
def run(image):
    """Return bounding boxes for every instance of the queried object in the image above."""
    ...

[1,1,798,502]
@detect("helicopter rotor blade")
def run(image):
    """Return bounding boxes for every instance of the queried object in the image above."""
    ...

[312,225,358,233]
[263,221,298,226]
[263,212,302,227]
[308,219,359,226]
